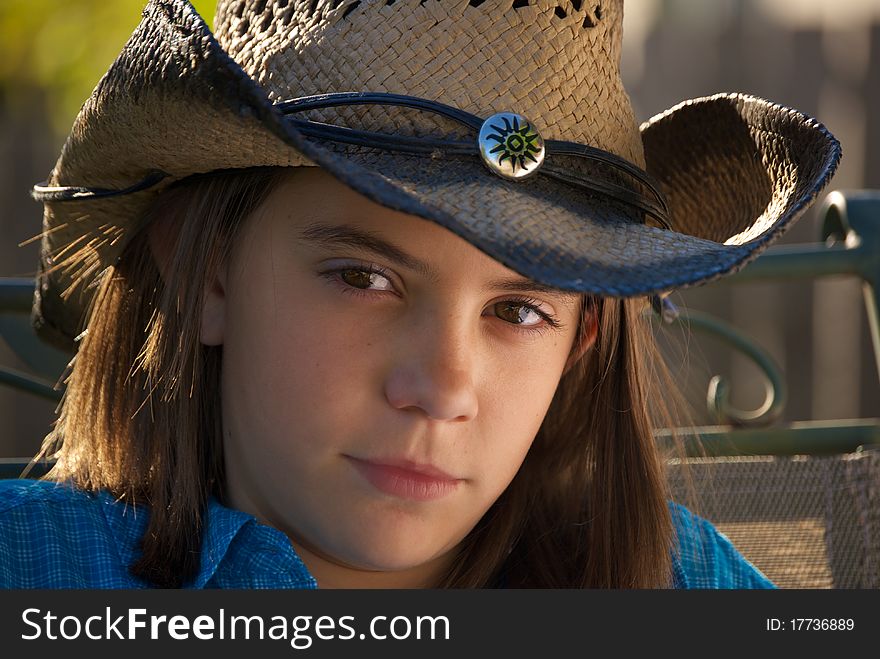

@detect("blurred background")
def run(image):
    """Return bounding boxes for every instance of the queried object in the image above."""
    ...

[1,0,878,457]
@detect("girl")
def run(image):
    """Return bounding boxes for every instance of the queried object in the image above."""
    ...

[0,0,839,588]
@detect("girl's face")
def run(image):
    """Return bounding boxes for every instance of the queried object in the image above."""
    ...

[203,168,592,587]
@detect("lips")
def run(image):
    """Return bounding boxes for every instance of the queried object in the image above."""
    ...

[345,456,463,502]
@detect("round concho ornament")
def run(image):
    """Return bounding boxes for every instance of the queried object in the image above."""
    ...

[478,112,546,180]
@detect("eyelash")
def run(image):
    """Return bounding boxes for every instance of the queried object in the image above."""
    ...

[319,263,563,336]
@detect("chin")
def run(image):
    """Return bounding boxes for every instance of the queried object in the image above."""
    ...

[330,527,455,573]
[341,542,442,572]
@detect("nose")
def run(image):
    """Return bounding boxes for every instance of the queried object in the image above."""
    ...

[383,317,479,423]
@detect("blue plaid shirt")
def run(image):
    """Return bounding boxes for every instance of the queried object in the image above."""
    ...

[0,479,773,589]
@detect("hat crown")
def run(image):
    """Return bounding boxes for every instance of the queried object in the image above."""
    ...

[213,0,644,166]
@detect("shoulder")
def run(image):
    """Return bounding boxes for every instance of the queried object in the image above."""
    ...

[668,501,775,589]
[0,479,147,588]
[0,478,100,519]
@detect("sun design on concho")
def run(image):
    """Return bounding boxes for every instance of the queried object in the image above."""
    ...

[478,112,545,180]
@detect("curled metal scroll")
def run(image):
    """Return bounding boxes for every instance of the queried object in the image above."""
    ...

[649,302,787,427]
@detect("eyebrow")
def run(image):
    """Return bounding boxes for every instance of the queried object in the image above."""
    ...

[298,222,581,303]
[300,222,432,278]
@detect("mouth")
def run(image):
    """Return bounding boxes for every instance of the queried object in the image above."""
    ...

[344,455,463,502]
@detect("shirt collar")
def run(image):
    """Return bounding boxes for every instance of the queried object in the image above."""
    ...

[98,490,317,588]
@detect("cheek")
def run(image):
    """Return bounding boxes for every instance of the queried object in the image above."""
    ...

[471,338,571,487]
[224,292,380,439]
[219,284,386,539]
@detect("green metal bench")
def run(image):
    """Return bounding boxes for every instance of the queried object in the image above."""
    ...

[656,189,880,457]
[662,189,879,587]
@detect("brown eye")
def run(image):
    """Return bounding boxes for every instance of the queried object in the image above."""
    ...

[338,268,395,292]
[340,269,373,289]
[493,301,542,326]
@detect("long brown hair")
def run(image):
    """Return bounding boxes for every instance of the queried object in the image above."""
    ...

[39,166,689,588]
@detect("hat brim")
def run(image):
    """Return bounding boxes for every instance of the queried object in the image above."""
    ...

[33,0,841,351]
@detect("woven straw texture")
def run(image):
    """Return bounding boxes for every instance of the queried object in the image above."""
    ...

[213,0,643,166]
[33,0,841,351]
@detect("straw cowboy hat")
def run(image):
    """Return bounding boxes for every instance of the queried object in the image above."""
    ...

[31,0,841,351]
